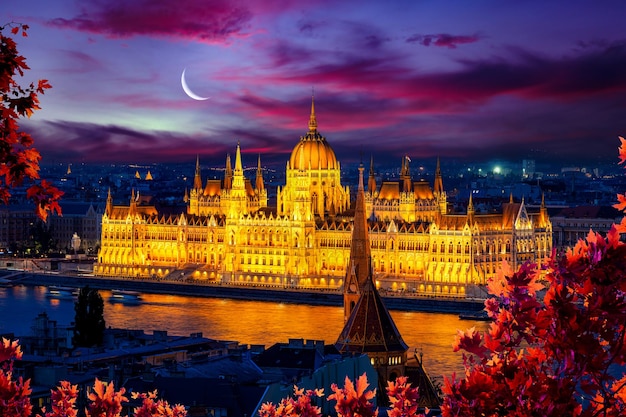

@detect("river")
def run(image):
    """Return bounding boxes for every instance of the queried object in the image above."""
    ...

[0,284,489,379]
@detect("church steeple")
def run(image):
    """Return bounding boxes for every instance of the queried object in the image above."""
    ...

[343,163,371,322]
[336,167,409,387]
[308,93,317,134]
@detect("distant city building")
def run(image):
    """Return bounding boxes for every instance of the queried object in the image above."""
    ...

[551,205,624,249]
[95,98,553,296]
[0,204,37,252]
[47,201,102,254]
[522,159,536,179]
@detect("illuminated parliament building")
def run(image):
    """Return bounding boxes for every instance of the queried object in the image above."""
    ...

[94,98,553,296]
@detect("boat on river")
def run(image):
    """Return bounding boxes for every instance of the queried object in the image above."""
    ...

[109,289,142,304]
[46,286,77,299]
[458,310,490,321]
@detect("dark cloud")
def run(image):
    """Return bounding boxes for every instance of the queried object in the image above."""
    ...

[406,33,481,48]
[24,120,231,164]
[46,0,252,43]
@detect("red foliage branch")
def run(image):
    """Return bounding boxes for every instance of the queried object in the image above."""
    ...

[1,22,62,221]
[0,338,32,417]
[258,373,432,417]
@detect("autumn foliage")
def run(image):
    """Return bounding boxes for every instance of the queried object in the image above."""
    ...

[442,137,626,416]
[1,337,186,417]
[1,22,62,220]
[259,374,430,417]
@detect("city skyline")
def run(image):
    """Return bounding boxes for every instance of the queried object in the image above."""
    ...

[3,1,626,166]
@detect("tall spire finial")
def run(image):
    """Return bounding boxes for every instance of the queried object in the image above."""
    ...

[308,92,317,133]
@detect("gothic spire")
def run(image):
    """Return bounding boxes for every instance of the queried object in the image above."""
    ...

[342,162,372,321]
[434,157,444,195]
[106,188,113,216]
[256,154,265,192]
[234,142,243,174]
[368,155,377,193]
[467,192,475,222]
[193,155,202,190]
[224,153,233,190]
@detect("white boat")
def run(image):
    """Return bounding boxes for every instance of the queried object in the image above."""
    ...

[46,286,77,299]
[109,290,142,304]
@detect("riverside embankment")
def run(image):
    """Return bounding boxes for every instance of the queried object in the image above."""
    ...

[13,272,485,314]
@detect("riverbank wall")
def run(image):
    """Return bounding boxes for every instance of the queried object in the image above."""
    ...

[14,272,485,314]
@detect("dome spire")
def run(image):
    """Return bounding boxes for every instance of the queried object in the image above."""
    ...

[308,90,317,133]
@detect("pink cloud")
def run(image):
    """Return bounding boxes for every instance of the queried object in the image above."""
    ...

[46,0,253,44]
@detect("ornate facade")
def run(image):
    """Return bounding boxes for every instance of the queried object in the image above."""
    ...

[95,98,552,297]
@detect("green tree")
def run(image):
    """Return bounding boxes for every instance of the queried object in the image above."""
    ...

[73,286,106,347]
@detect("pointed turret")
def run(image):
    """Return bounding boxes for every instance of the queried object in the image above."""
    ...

[368,155,377,193]
[400,155,412,192]
[467,192,475,223]
[255,154,265,192]
[129,188,137,216]
[433,158,447,215]
[539,192,549,227]
[106,188,113,217]
[224,153,233,190]
[193,155,203,190]
[433,157,444,195]
[234,142,243,175]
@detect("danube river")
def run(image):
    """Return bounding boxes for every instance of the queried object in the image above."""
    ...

[0,284,489,379]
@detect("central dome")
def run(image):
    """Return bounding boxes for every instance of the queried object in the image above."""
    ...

[289,134,338,170]
[288,96,339,170]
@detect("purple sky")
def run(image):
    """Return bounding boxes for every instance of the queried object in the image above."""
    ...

[4,1,626,167]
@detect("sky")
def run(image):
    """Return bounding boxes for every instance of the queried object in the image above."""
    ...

[3,1,626,168]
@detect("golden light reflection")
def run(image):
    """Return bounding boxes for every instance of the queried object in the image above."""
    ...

[99,293,489,377]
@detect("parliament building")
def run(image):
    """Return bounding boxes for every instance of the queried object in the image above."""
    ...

[94,98,553,297]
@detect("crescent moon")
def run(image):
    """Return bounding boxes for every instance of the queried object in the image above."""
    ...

[181,68,210,101]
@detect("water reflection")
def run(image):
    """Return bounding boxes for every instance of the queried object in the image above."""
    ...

[0,286,489,378]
